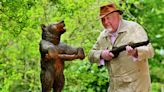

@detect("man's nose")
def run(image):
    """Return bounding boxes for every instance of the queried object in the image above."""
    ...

[104,17,109,24]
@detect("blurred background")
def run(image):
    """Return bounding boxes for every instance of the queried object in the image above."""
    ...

[0,0,163,92]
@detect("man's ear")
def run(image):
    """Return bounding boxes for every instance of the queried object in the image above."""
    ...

[41,24,46,31]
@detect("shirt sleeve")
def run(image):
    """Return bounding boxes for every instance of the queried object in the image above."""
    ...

[88,33,104,64]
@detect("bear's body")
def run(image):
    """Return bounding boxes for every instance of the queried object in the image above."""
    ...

[39,21,85,92]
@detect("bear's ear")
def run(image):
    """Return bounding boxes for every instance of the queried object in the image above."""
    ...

[41,24,46,31]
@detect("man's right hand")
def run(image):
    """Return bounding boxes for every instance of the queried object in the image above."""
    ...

[101,50,114,61]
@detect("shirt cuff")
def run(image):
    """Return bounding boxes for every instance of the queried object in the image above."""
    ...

[99,59,105,66]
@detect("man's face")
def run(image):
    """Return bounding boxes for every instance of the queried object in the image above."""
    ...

[101,12,120,33]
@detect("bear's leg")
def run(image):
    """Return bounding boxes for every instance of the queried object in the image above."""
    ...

[53,73,65,92]
[40,70,54,92]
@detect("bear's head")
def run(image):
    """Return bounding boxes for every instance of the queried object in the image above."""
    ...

[41,21,66,45]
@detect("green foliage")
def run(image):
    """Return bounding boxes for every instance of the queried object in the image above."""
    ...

[0,0,163,92]
[64,61,109,92]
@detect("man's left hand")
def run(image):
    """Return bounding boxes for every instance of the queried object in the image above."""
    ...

[126,45,138,57]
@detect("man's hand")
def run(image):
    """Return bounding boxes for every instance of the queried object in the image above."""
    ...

[126,45,138,57]
[101,50,114,61]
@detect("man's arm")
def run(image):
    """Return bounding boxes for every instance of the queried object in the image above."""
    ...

[129,23,154,61]
[88,33,104,64]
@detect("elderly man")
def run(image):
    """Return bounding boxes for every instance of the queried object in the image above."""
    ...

[88,3,154,92]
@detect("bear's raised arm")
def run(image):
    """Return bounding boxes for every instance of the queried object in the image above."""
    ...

[58,43,85,60]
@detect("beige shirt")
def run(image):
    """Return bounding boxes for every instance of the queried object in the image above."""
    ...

[88,19,154,92]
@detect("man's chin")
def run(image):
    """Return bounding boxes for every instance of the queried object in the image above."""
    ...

[105,28,112,32]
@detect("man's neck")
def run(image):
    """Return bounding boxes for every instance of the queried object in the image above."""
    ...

[110,19,122,34]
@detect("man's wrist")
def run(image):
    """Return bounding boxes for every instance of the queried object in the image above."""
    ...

[133,49,138,58]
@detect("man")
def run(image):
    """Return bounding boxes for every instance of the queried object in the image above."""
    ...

[88,3,154,92]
